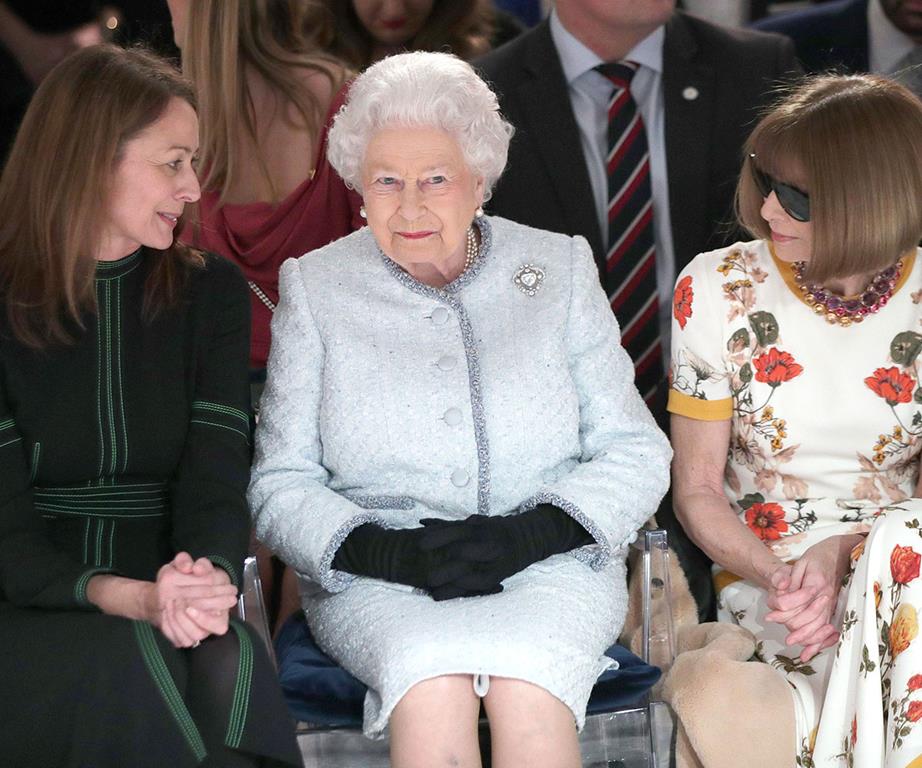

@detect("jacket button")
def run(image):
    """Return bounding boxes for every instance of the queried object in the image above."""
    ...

[431,307,450,325]
[437,355,456,371]
[451,469,470,487]
[443,408,462,426]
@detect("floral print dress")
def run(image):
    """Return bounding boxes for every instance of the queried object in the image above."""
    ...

[669,239,922,767]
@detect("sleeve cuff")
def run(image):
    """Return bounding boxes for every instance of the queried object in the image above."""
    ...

[205,555,240,587]
[318,512,388,593]
[74,567,117,609]
[518,491,613,570]
[667,389,732,421]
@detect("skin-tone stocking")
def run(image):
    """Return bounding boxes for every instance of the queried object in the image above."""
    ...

[389,675,482,768]
[484,678,581,768]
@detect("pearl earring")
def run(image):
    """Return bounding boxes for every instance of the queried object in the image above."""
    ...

[359,206,367,219]
[475,207,484,218]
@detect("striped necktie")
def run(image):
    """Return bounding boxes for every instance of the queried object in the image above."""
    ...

[596,61,663,405]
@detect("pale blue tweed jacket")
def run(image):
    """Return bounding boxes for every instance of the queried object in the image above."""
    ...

[248,215,671,736]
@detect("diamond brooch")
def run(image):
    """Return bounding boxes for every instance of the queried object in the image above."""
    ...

[513,264,545,296]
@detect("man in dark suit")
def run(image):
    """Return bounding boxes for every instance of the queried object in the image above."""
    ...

[475,0,798,620]
[754,0,922,85]
[477,0,797,282]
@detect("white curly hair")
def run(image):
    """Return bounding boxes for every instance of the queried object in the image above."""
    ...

[327,51,514,200]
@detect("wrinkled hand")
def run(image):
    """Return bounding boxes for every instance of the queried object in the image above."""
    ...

[764,537,851,661]
[147,552,238,648]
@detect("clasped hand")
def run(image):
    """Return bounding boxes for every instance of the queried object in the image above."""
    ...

[764,536,852,662]
[147,552,238,648]
[416,514,522,601]
[337,505,588,601]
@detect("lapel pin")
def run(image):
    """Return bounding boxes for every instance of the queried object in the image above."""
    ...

[682,86,699,101]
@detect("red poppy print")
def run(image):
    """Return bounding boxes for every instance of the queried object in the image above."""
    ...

[850,715,857,746]
[673,275,694,330]
[865,367,916,406]
[909,674,922,692]
[891,545,922,585]
[745,502,789,541]
[752,348,803,388]
[909,701,922,723]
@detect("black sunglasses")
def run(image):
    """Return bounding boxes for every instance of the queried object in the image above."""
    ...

[749,154,811,222]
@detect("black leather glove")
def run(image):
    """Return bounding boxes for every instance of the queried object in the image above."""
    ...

[332,523,502,598]
[418,504,593,600]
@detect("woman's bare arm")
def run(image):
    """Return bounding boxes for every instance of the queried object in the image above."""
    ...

[671,413,785,590]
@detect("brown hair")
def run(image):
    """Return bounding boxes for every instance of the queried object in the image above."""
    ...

[0,44,204,348]
[181,0,345,204]
[737,74,922,284]
[321,0,494,71]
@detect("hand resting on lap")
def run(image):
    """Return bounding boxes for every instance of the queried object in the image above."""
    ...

[764,533,865,661]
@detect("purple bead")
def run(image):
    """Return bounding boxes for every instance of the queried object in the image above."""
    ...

[813,289,827,303]
[862,291,879,307]
[826,296,842,310]
[844,299,861,313]
[873,279,891,294]
[881,267,897,280]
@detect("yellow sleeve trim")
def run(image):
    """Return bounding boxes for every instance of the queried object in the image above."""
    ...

[713,569,744,595]
[667,389,733,421]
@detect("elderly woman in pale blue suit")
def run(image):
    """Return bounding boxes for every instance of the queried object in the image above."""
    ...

[248,51,671,768]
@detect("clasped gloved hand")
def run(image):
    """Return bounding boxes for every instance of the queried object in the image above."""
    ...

[417,504,593,601]
[331,523,503,598]
[333,505,592,602]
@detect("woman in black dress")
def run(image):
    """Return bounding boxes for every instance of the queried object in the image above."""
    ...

[0,45,300,768]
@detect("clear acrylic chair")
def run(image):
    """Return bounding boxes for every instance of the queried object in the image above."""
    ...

[579,529,677,768]
[237,528,678,768]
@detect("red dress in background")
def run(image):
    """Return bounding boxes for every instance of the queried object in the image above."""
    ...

[183,83,364,370]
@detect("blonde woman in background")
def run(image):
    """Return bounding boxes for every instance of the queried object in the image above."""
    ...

[168,0,364,380]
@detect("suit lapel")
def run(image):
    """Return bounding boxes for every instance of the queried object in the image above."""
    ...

[514,23,605,260]
[663,14,715,272]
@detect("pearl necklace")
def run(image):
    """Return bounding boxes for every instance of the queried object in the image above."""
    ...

[463,226,479,272]
[793,259,902,327]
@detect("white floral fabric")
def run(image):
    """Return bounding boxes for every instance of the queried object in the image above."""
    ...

[669,239,922,766]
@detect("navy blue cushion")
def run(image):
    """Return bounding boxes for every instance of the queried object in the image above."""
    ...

[275,612,661,727]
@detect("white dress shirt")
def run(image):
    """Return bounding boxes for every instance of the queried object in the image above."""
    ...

[550,10,676,359]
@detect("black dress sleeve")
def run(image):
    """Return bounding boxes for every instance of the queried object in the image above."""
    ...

[168,256,252,588]
[0,358,115,608]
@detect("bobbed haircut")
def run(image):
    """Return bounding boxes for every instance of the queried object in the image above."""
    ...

[0,44,203,348]
[327,51,514,200]
[737,73,922,284]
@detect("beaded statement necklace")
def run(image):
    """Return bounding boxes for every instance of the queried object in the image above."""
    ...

[792,259,903,327]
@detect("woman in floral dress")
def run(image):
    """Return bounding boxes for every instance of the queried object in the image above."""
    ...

[670,74,922,766]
